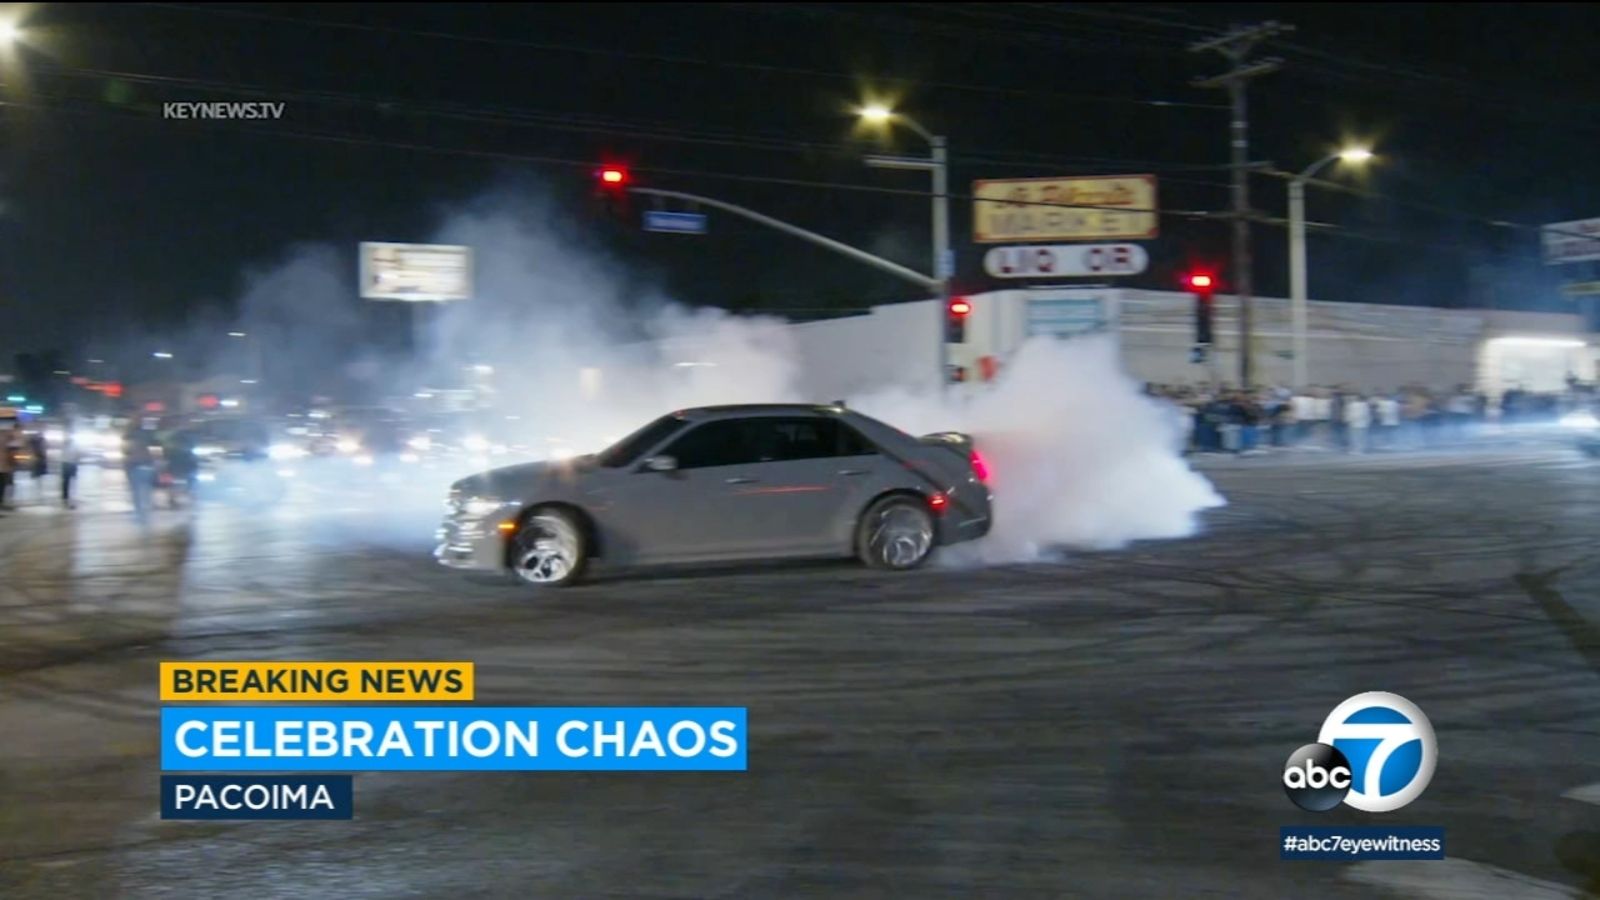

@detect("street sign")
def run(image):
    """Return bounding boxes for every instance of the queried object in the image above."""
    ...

[1561,281,1600,297]
[359,243,473,301]
[973,175,1158,243]
[643,210,708,234]
[983,243,1149,278]
[1543,218,1600,265]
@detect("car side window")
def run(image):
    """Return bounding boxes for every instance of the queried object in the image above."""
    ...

[664,416,881,469]
[663,419,766,469]
[837,423,879,457]
[767,418,879,461]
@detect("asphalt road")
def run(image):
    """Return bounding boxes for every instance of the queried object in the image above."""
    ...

[3,446,1600,899]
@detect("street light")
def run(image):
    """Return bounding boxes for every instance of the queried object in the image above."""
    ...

[858,104,950,389]
[1289,146,1373,388]
[0,21,21,46]
[228,331,247,338]
[152,351,173,360]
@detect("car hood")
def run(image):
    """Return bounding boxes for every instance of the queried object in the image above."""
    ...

[451,455,597,497]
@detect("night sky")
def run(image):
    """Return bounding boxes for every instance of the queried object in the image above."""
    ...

[3,2,1599,369]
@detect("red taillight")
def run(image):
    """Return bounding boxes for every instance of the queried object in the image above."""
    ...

[969,450,990,484]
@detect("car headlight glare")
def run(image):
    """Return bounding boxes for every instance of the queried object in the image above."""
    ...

[1560,411,1599,431]
[462,497,502,517]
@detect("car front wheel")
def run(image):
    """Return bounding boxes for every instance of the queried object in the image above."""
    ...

[856,495,936,570]
[509,508,588,588]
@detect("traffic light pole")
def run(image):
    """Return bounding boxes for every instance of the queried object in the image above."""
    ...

[932,136,950,393]
[624,187,938,292]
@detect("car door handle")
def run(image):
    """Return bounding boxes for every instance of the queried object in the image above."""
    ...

[836,468,867,476]
[724,476,758,485]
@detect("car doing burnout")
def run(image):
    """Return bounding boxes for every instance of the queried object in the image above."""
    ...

[435,404,993,587]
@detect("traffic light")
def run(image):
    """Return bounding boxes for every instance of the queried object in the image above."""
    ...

[945,296,971,343]
[594,165,632,222]
[1185,271,1216,346]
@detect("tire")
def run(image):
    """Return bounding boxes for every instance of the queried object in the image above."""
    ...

[855,494,936,571]
[508,508,589,588]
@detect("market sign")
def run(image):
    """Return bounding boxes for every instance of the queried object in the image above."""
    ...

[973,175,1158,243]
[359,242,473,301]
[1542,218,1600,265]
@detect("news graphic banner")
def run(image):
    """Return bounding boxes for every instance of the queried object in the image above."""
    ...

[162,707,748,772]
[161,661,474,701]
[1281,827,1446,861]
[159,660,747,819]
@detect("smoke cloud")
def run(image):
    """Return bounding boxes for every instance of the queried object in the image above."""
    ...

[849,336,1225,563]
[221,178,1225,563]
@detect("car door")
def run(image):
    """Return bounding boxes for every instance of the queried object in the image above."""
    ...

[607,417,767,562]
[709,416,885,557]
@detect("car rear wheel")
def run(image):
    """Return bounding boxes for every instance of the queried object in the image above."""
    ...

[856,494,936,570]
[510,508,588,588]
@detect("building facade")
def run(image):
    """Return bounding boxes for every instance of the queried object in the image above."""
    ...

[781,289,1593,398]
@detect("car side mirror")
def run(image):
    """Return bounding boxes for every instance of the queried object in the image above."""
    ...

[642,454,678,472]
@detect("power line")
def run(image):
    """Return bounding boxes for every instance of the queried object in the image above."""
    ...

[23,59,1229,177]
[0,84,1564,259]
[0,75,1568,265]
[1024,4,1214,34]
[0,92,1224,222]
[138,2,1225,112]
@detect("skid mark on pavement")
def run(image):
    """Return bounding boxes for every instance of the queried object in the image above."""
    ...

[1346,858,1588,898]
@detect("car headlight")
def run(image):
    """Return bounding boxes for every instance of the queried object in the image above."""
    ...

[195,444,224,457]
[1561,411,1599,431]
[336,437,361,454]
[462,434,490,453]
[407,435,432,452]
[461,496,503,517]
[268,443,307,461]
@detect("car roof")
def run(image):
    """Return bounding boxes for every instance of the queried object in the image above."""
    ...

[676,403,846,420]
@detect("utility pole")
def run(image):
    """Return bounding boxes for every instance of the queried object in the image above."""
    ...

[1191,21,1292,388]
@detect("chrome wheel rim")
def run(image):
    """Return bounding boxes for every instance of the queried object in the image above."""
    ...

[513,514,579,584]
[869,505,933,567]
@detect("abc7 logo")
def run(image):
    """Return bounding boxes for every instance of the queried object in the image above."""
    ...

[1283,743,1353,812]
[1284,691,1437,813]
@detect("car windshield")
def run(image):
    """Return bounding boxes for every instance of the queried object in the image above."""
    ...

[595,414,686,468]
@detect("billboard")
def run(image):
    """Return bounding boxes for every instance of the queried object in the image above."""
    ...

[973,175,1158,243]
[1542,218,1600,265]
[359,242,473,301]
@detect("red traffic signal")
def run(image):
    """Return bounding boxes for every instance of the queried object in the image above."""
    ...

[945,297,971,344]
[597,166,629,187]
[1185,272,1214,291]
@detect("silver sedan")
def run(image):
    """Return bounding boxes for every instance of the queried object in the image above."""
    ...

[435,403,993,587]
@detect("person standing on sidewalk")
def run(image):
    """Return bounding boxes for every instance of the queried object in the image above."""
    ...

[1345,394,1372,454]
[0,422,18,512]
[60,427,81,508]
[27,428,48,502]
[123,421,158,524]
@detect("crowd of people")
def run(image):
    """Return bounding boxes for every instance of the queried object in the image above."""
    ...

[1145,382,1587,455]
[0,417,196,520]
[0,420,78,512]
